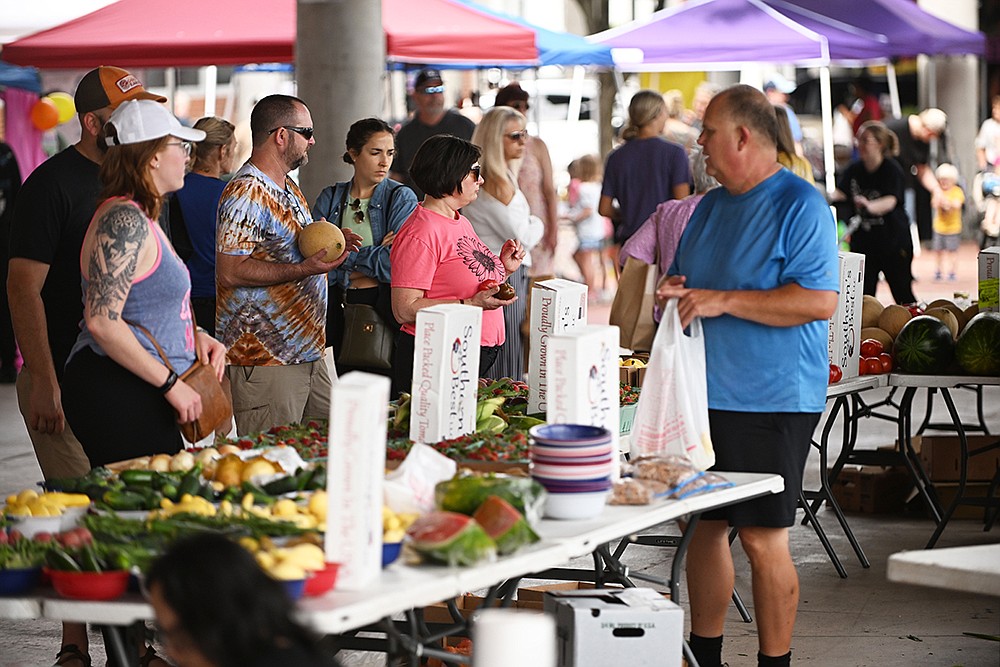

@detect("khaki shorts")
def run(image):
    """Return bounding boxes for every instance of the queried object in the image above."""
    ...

[16,368,92,479]
[227,353,334,436]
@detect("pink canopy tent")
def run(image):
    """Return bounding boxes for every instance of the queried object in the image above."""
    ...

[0,0,538,68]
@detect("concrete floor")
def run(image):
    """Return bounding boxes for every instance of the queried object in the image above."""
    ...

[1,240,998,666]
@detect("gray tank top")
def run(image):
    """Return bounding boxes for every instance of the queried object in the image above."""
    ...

[70,201,196,372]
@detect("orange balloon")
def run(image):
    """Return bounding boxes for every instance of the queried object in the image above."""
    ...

[30,98,60,131]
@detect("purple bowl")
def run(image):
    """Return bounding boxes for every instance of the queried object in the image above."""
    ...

[537,480,613,494]
[529,424,612,446]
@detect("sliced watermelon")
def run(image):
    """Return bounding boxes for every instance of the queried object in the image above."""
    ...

[406,511,497,566]
[471,495,540,555]
[893,315,955,374]
[956,312,1000,376]
[435,473,546,526]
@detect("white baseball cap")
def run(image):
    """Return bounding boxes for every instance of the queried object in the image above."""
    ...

[105,99,205,146]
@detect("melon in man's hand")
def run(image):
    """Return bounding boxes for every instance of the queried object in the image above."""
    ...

[298,221,346,262]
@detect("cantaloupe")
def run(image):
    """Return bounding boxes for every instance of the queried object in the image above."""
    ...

[860,327,894,349]
[926,299,964,324]
[861,295,884,329]
[924,307,960,340]
[960,304,980,333]
[298,221,346,262]
[878,304,912,339]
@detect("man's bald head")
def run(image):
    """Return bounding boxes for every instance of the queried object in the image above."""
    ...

[710,84,779,149]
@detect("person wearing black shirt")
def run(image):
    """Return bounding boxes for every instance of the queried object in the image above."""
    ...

[0,142,21,383]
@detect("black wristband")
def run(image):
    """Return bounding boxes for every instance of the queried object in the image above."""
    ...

[460,298,465,305]
[158,369,178,395]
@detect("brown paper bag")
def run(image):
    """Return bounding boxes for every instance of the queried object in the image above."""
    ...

[609,257,657,352]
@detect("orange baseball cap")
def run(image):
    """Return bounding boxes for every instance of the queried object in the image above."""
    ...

[74,66,167,114]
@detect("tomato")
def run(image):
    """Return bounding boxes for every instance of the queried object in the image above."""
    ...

[860,338,884,358]
[828,364,843,384]
[859,357,867,375]
[878,352,893,373]
[477,279,499,293]
[864,357,883,375]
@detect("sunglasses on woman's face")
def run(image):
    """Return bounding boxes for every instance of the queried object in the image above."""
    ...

[505,131,528,142]
[469,164,481,180]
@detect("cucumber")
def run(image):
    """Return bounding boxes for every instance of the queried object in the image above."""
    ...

[102,489,148,511]
[46,547,82,572]
[119,469,155,486]
[263,473,300,496]
[79,543,103,572]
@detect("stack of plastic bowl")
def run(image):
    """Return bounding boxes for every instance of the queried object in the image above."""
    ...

[529,424,613,520]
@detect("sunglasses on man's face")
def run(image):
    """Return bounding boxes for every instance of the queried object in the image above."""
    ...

[421,85,445,95]
[268,126,314,141]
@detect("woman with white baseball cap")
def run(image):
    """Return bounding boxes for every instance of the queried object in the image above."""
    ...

[62,100,228,474]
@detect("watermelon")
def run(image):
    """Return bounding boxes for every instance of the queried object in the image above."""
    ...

[406,511,496,566]
[471,495,540,555]
[955,312,1000,376]
[892,315,955,374]
[435,473,546,526]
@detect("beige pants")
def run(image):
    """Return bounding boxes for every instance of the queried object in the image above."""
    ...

[226,354,334,436]
[16,368,92,479]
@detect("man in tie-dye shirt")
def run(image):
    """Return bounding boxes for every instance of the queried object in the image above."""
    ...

[216,95,361,435]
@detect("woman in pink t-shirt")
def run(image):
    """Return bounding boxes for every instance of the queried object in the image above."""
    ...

[390,135,525,397]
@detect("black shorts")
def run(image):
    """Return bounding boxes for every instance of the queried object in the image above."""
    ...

[701,410,819,528]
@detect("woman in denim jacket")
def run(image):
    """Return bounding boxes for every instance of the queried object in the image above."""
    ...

[312,118,417,376]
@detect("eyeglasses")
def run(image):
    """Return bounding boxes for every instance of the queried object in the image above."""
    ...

[505,131,528,142]
[268,126,315,141]
[421,85,445,94]
[166,141,193,156]
[349,198,365,224]
[469,164,481,180]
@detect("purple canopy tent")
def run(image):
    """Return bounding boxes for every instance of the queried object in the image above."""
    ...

[591,0,985,191]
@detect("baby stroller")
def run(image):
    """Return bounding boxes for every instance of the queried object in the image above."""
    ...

[972,169,1000,248]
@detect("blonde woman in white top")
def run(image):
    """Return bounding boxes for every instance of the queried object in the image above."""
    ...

[464,106,544,381]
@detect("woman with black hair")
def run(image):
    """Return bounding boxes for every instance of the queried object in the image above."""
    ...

[312,118,418,376]
[389,134,525,397]
[146,533,339,667]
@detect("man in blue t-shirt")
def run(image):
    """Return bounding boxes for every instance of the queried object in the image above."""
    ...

[658,85,839,667]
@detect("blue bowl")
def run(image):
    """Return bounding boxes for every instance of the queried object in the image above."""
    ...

[382,541,403,568]
[529,424,612,446]
[280,578,306,601]
[0,567,41,596]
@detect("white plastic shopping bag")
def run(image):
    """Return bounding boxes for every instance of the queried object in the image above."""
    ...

[630,299,715,470]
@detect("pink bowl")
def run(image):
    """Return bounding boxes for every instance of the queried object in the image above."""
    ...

[531,462,615,479]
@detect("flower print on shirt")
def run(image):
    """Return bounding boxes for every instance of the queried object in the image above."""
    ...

[456,235,505,282]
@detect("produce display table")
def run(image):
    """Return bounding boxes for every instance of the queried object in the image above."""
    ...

[803,374,888,577]
[0,473,782,666]
[887,543,1000,597]
[886,374,1000,548]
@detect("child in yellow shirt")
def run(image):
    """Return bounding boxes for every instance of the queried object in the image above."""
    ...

[932,163,965,281]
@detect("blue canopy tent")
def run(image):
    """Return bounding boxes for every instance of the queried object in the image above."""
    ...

[0,62,41,94]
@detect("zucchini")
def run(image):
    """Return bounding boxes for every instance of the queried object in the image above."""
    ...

[119,469,155,486]
[79,543,103,572]
[46,547,82,572]
[102,489,148,511]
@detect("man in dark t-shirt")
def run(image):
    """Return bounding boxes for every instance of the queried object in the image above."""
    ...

[8,66,165,480]
[390,68,475,199]
[885,108,947,241]
[0,142,21,383]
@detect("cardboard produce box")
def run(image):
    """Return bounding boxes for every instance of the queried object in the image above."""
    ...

[409,304,482,445]
[549,325,621,452]
[828,251,865,379]
[829,465,912,514]
[927,482,995,520]
[979,246,999,312]
[915,434,1000,482]
[544,587,684,667]
[528,279,588,414]
[517,582,631,610]
[325,372,390,589]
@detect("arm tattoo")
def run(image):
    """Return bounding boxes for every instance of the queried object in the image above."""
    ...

[86,205,148,320]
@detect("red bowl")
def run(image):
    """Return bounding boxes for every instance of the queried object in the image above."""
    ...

[46,568,130,601]
[303,562,340,597]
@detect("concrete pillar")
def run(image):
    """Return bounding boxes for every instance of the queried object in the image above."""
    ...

[919,0,981,233]
[296,0,385,202]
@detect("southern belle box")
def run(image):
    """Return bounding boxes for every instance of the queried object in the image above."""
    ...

[325,371,391,589]
[829,251,865,379]
[548,325,621,453]
[409,304,482,445]
[528,279,588,414]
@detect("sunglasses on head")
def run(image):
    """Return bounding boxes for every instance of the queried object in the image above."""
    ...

[268,126,314,141]
[469,164,481,180]
[421,85,445,94]
[505,131,528,142]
